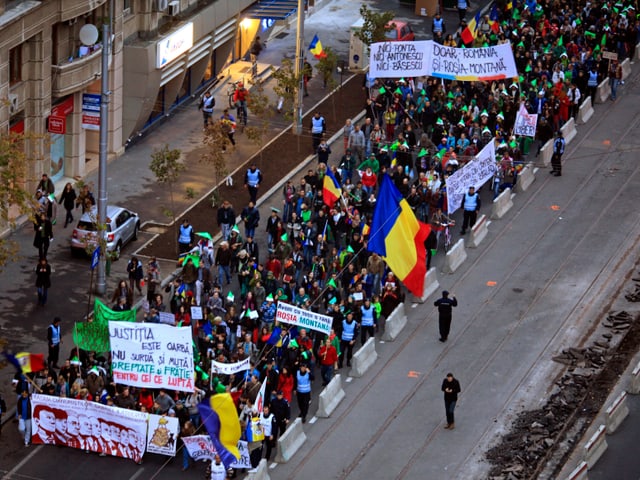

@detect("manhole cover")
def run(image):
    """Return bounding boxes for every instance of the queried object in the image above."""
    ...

[512,287,524,293]
[338,38,349,44]
[275,32,289,39]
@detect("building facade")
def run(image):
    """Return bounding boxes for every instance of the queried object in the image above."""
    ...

[0,0,257,192]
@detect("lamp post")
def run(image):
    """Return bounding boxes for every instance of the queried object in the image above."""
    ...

[95,22,110,295]
[293,0,305,135]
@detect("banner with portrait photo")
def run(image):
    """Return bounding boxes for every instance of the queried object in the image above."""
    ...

[109,322,195,392]
[446,142,497,215]
[146,414,180,456]
[30,393,147,462]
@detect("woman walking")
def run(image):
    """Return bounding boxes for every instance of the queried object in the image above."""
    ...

[35,257,52,306]
[58,182,77,228]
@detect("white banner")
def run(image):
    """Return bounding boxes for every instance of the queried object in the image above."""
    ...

[369,40,430,78]
[146,414,180,456]
[446,142,497,215]
[369,41,518,81]
[211,357,251,375]
[30,393,147,462]
[514,103,538,137]
[109,322,195,392]
[275,302,332,336]
[183,436,251,468]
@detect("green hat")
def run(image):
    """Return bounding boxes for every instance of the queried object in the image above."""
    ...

[215,382,226,394]
[418,148,428,157]
[461,105,468,112]
[436,117,444,125]
[379,87,386,94]
[480,109,488,117]
[227,291,234,301]
[232,224,240,234]
[458,117,465,126]
[447,91,454,99]
[196,232,213,240]
[497,111,504,120]
[394,87,402,94]
[281,233,288,242]
[482,127,491,134]
[346,245,355,253]
[266,294,274,301]
[289,339,299,348]
[446,101,453,110]
[525,64,532,73]
[328,296,337,305]
[420,89,426,95]
[399,78,405,83]
[327,278,337,288]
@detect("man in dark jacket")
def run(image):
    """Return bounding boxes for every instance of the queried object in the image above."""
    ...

[434,290,458,342]
[441,373,461,429]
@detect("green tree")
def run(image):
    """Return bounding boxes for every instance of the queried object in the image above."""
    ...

[0,131,40,272]
[271,58,301,122]
[245,79,275,167]
[201,121,231,207]
[149,144,184,247]
[355,4,396,48]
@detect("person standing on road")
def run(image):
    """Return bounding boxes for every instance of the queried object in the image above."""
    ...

[310,111,326,152]
[459,186,480,235]
[457,0,467,23]
[58,183,77,228]
[608,58,622,101]
[442,373,461,429]
[17,390,32,446]
[217,200,236,241]
[178,219,194,254]
[241,202,260,239]
[244,164,263,204]
[35,258,52,307]
[338,311,358,368]
[33,212,53,259]
[434,290,457,342]
[47,317,62,370]
[551,131,565,177]
[127,256,144,295]
[199,91,215,128]
[270,390,291,439]
[294,363,312,423]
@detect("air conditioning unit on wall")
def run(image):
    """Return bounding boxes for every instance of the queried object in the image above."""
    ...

[168,1,180,16]
[155,0,168,12]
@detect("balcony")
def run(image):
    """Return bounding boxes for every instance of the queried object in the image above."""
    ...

[51,47,102,97]
[59,0,106,22]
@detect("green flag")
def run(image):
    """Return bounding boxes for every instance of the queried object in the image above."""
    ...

[585,31,596,39]
[73,299,136,353]
[601,34,607,46]
[557,35,563,47]
[418,148,428,157]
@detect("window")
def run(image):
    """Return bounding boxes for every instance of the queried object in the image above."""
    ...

[123,0,132,14]
[9,46,22,84]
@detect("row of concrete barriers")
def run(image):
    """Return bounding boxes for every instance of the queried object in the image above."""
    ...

[562,359,640,480]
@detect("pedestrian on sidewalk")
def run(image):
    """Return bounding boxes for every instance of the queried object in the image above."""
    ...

[249,35,264,64]
[17,390,32,446]
[199,91,215,128]
[310,111,326,152]
[178,219,195,254]
[217,200,236,241]
[434,290,457,342]
[241,202,260,241]
[303,58,313,96]
[459,186,480,235]
[456,0,467,23]
[551,131,565,177]
[33,212,53,259]
[58,182,77,228]
[46,317,62,369]
[126,255,144,295]
[244,164,263,204]
[442,373,461,429]
[220,109,237,149]
[35,257,52,306]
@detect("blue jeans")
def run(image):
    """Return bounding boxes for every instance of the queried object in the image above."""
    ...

[610,78,619,100]
[445,399,457,425]
[245,227,256,239]
[183,446,192,469]
[37,287,48,305]
[218,265,231,285]
[321,364,334,385]
[221,224,232,241]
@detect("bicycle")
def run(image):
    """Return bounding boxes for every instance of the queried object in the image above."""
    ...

[440,221,455,252]
[227,80,242,108]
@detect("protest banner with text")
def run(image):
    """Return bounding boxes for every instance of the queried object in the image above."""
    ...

[183,436,251,468]
[30,393,147,462]
[211,357,251,376]
[146,414,180,456]
[514,103,538,137]
[426,41,518,81]
[369,40,430,78]
[446,142,497,215]
[109,322,195,392]
[275,302,332,335]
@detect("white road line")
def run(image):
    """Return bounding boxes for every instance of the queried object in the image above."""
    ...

[269,462,278,469]
[309,416,318,424]
[346,377,353,383]
[2,445,43,479]
[128,467,145,480]
[412,303,418,308]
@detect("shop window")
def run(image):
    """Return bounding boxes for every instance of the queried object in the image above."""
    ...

[10,45,22,85]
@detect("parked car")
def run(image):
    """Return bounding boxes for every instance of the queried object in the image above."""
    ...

[385,20,415,42]
[70,205,140,260]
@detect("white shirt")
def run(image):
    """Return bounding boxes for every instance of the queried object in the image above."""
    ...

[210,461,227,480]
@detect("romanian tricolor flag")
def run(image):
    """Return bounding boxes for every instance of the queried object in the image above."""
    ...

[323,168,341,207]
[198,393,241,468]
[368,175,430,297]
[461,11,480,45]
[309,34,327,59]
[4,352,46,373]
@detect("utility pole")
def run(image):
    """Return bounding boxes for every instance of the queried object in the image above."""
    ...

[293,0,305,135]
[96,22,111,295]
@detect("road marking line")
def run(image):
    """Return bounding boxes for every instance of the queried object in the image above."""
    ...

[412,303,418,308]
[128,468,145,480]
[2,445,43,479]
[309,416,318,424]
[346,377,353,383]
[269,462,278,469]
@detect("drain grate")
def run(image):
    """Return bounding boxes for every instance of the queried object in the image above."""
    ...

[275,32,289,39]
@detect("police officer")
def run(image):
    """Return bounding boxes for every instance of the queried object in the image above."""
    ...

[199,91,215,128]
[551,131,565,177]
[434,290,458,342]
[460,185,481,235]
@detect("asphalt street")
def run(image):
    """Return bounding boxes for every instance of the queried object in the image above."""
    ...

[3,1,640,479]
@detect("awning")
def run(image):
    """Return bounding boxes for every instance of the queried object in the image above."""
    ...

[243,0,298,20]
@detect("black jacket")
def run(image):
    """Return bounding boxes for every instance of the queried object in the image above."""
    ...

[434,296,458,316]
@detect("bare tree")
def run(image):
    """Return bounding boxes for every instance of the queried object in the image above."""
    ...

[149,144,184,246]
[244,79,275,167]
[201,121,231,207]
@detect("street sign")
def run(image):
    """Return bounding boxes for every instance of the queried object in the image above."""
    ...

[91,246,101,270]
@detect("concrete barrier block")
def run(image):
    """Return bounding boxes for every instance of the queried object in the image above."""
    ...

[605,391,629,434]
[577,97,594,125]
[560,117,577,144]
[442,239,467,274]
[621,58,631,80]
[275,418,306,463]
[636,43,640,61]
[491,188,514,220]
[382,302,407,341]
[564,461,589,480]
[627,360,640,394]
[515,165,536,193]
[540,139,553,167]
[412,268,439,303]
[316,374,346,418]
[246,459,271,480]
[583,424,607,469]
[596,79,609,104]
[349,337,377,378]
[467,214,488,248]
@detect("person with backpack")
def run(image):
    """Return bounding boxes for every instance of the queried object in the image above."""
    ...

[551,131,565,177]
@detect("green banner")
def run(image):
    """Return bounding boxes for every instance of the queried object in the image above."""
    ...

[73,299,136,353]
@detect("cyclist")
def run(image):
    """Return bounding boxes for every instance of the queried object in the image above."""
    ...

[431,207,454,251]
[233,82,249,125]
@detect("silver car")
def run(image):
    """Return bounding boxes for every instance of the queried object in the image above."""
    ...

[70,205,140,259]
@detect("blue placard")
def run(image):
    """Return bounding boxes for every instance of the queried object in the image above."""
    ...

[91,246,101,270]
[82,93,101,112]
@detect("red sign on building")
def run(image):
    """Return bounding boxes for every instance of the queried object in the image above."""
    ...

[48,116,66,134]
